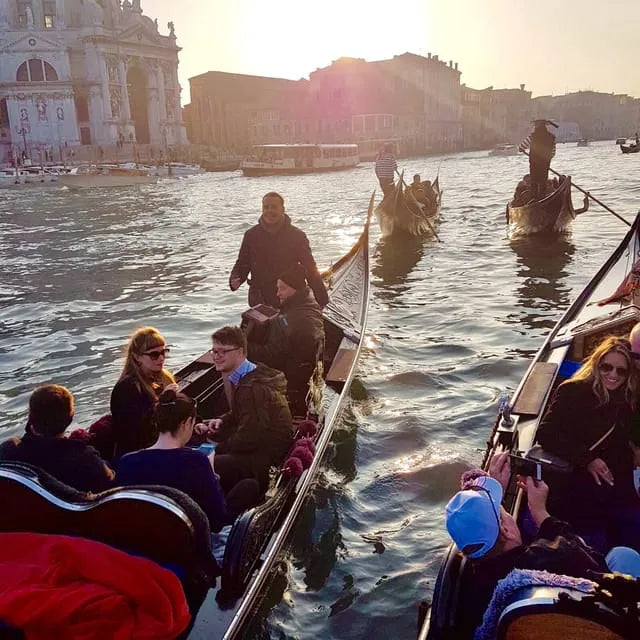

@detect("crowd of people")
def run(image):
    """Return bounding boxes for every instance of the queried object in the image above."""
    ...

[0,191,328,538]
[444,326,640,635]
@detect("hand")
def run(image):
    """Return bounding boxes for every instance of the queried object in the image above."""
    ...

[519,476,550,526]
[587,457,614,486]
[488,451,511,491]
[230,277,242,291]
[194,418,221,437]
[164,383,179,392]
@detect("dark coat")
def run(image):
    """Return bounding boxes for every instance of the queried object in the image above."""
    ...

[529,127,556,179]
[248,287,324,392]
[536,379,638,522]
[110,376,158,457]
[460,517,606,639]
[216,364,293,480]
[0,431,113,493]
[229,214,329,309]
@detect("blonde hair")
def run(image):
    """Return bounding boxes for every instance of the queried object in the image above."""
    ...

[118,326,175,400]
[570,335,637,408]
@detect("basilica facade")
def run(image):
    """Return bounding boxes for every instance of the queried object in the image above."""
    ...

[0,0,187,164]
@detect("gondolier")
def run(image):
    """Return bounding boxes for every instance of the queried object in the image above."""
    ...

[520,120,557,199]
[375,143,397,198]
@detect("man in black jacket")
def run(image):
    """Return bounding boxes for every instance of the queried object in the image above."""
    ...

[247,264,324,414]
[528,120,556,199]
[445,452,640,638]
[229,192,328,309]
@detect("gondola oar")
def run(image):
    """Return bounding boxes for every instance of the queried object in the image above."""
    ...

[395,170,442,242]
[521,150,631,227]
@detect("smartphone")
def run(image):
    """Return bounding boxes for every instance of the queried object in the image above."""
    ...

[509,453,542,481]
[197,442,216,456]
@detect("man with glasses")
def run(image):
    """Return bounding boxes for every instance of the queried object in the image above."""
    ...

[229,192,329,309]
[202,326,293,494]
[445,452,640,638]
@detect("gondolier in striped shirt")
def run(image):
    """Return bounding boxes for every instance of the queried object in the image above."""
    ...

[375,143,397,198]
[519,120,557,200]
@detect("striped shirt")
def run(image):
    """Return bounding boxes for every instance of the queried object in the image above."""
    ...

[375,153,397,179]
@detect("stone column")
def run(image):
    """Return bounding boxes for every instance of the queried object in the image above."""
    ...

[118,57,131,121]
[0,0,9,29]
[157,64,167,121]
[55,0,65,28]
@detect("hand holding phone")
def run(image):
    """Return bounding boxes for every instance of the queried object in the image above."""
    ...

[509,453,542,481]
[197,442,216,456]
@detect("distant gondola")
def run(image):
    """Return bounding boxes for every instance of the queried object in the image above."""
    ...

[576,138,589,147]
[375,172,442,237]
[420,212,640,640]
[621,143,640,154]
[0,200,372,639]
[506,175,588,236]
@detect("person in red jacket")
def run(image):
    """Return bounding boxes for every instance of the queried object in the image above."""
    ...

[229,192,328,309]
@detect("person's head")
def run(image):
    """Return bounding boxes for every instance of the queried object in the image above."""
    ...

[383,142,394,154]
[534,119,547,130]
[154,388,197,445]
[28,384,75,437]
[120,326,175,395]
[445,475,521,559]
[211,326,247,373]
[572,335,637,406]
[277,264,307,304]
[629,322,640,358]
[412,174,421,184]
[261,192,285,225]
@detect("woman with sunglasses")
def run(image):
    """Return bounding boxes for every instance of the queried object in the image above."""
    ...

[115,388,228,532]
[536,335,640,552]
[110,326,176,457]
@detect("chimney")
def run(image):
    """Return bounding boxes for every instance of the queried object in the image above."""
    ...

[428,52,431,58]
[520,83,525,90]
[455,62,458,70]
[449,60,453,67]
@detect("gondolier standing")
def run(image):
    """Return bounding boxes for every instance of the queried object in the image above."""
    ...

[375,143,397,198]
[521,120,557,200]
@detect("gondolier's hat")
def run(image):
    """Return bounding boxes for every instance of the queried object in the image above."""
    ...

[278,263,307,291]
[532,119,559,128]
[445,475,503,558]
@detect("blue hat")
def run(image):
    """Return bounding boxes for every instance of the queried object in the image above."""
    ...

[445,476,503,558]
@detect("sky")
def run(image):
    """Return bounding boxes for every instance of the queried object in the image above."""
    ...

[145,0,640,106]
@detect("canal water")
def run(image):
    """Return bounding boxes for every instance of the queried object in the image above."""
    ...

[1,140,638,638]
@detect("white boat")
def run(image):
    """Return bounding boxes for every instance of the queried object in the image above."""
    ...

[58,165,158,189]
[157,162,205,177]
[488,143,519,156]
[241,143,359,176]
[0,167,59,187]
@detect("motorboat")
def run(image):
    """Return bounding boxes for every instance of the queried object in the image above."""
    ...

[58,165,158,189]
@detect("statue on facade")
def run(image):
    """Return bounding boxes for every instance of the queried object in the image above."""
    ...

[110,88,121,119]
[26,5,34,27]
[168,21,175,37]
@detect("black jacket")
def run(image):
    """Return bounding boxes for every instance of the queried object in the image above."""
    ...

[248,287,324,391]
[229,214,329,308]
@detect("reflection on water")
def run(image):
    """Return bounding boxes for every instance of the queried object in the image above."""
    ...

[372,234,425,304]
[508,234,575,331]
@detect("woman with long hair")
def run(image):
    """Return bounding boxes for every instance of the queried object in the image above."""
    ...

[110,326,175,457]
[537,335,640,552]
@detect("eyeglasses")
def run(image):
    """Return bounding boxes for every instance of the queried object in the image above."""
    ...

[599,362,628,376]
[210,346,240,358]
[143,347,170,360]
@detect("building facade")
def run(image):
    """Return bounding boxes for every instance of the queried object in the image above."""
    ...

[0,0,186,164]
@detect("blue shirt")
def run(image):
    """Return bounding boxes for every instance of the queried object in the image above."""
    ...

[115,448,227,532]
[228,358,257,386]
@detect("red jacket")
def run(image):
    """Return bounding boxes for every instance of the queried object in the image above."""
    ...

[0,532,190,639]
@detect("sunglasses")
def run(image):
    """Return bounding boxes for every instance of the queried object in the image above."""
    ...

[143,347,170,360]
[599,362,628,376]
[210,346,240,357]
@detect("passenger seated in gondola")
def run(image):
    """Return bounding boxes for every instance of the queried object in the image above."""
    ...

[247,264,324,416]
[512,174,531,205]
[115,389,259,531]
[201,326,293,494]
[445,451,640,639]
[0,384,114,492]
[536,336,640,553]
[110,326,177,458]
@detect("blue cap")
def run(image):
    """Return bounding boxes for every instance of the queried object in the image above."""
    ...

[445,476,503,558]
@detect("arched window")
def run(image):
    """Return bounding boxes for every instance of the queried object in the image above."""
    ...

[16,59,58,82]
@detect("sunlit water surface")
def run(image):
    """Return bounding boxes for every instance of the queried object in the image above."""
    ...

[1,140,638,638]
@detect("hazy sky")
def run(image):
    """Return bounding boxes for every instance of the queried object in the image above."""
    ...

[146,0,640,105]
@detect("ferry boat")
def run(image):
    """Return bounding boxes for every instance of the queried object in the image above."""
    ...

[58,165,158,189]
[240,144,359,176]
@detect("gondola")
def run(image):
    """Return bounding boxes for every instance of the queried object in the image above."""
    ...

[506,175,588,236]
[375,172,442,237]
[621,143,640,154]
[420,212,640,640]
[0,197,372,639]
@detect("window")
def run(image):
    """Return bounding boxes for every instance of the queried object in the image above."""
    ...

[17,0,30,26]
[16,59,58,82]
[44,1,55,27]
